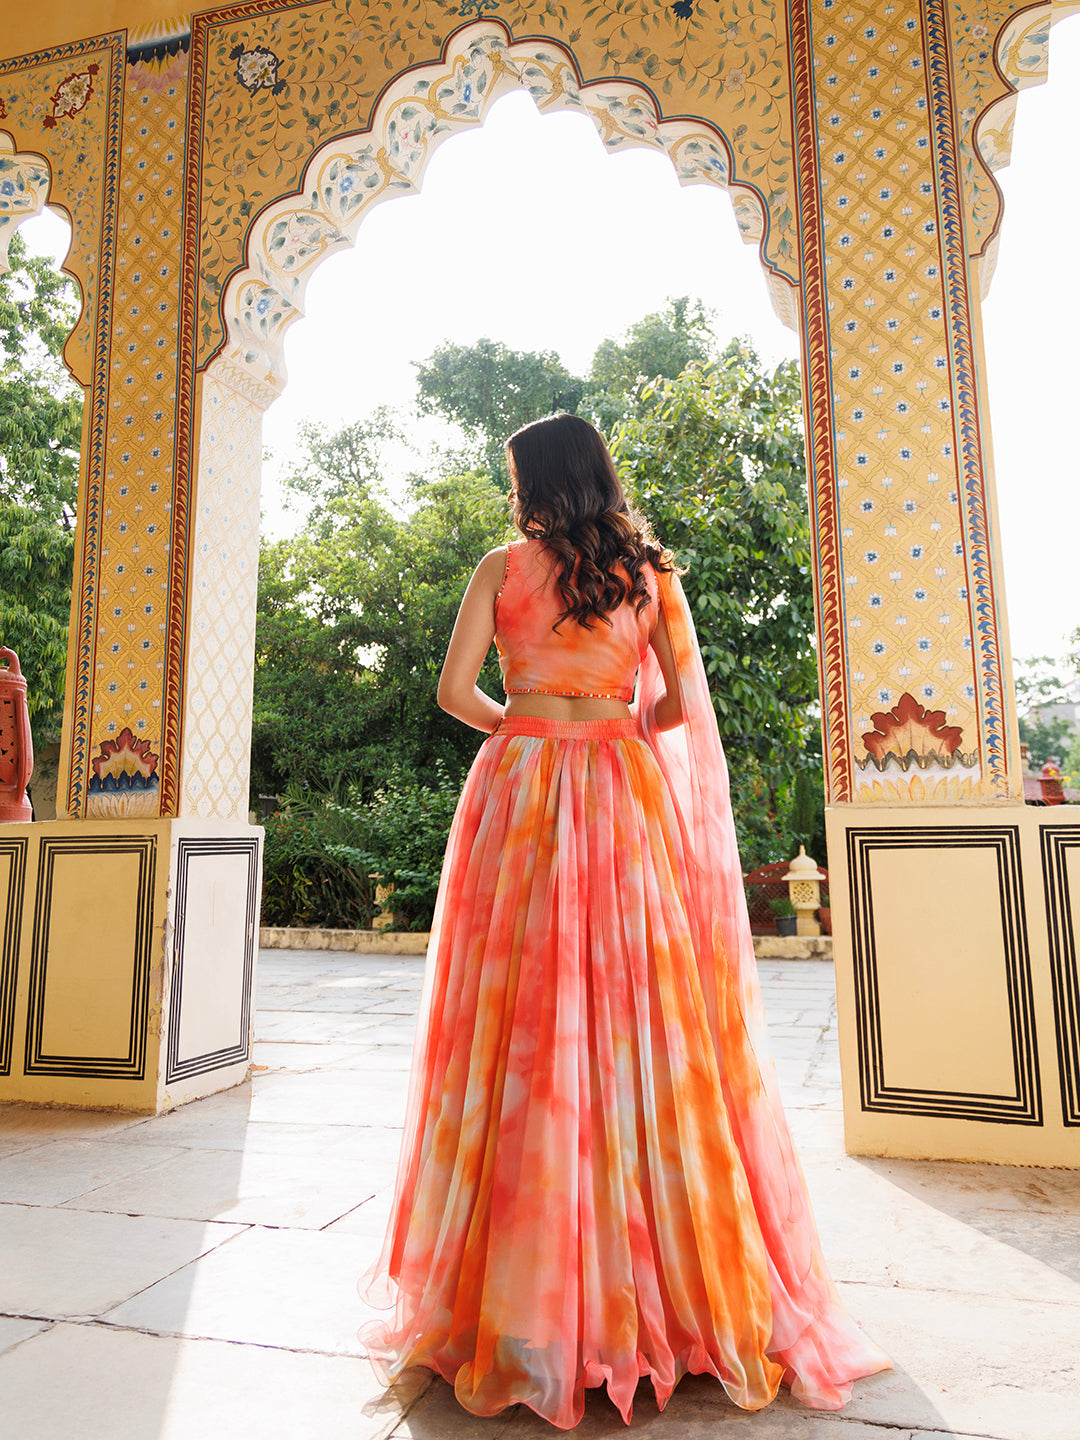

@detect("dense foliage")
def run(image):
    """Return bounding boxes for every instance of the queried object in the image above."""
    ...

[261,764,464,931]
[0,233,82,747]
[252,462,510,800]
[415,339,583,477]
[1013,651,1080,777]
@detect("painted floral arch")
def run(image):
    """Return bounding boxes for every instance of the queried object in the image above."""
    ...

[210,20,796,410]
[0,135,52,273]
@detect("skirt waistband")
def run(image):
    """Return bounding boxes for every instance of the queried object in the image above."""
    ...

[491,715,642,741]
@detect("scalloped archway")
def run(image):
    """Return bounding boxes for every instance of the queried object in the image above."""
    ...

[177,19,797,817]
[213,21,794,409]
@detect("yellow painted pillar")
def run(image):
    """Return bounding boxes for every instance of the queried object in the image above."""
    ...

[790,0,1079,1164]
[0,24,262,1112]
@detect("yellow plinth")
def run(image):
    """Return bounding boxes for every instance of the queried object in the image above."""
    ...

[826,804,1080,1168]
[0,819,261,1113]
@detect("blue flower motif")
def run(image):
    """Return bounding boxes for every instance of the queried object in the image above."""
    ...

[255,294,273,316]
[462,83,473,103]
[672,0,694,17]
[339,174,355,194]
[0,180,14,196]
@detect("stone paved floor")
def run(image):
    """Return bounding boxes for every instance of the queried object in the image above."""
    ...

[0,951,1078,1440]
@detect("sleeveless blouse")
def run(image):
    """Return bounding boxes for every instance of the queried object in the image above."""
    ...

[494,538,657,701]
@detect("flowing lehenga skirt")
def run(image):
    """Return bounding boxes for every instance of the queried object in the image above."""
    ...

[361,715,888,1430]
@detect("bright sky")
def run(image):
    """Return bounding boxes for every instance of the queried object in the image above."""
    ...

[19,16,1080,667]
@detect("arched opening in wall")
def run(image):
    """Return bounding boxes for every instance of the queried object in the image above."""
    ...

[259,86,799,525]
[982,14,1080,684]
[0,205,79,823]
[233,78,817,1324]
[243,82,812,932]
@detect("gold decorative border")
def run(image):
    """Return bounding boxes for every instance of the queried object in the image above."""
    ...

[788,0,851,804]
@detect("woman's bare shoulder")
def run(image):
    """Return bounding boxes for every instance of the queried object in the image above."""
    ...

[480,545,510,573]
[468,546,510,597]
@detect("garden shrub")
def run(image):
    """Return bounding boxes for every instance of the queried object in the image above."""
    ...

[259,763,464,932]
[358,762,464,930]
[260,787,377,929]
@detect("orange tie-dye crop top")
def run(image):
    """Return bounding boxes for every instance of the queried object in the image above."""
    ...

[494,538,658,701]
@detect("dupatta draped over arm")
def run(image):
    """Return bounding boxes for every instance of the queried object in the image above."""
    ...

[635,570,890,1406]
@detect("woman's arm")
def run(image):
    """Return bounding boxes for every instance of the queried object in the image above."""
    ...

[436,548,507,732]
[648,602,684,732]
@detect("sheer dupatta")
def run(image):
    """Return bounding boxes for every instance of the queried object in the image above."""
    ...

[634,570,890,1408]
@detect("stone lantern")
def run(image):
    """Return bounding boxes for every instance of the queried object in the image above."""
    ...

[783,846,827,937]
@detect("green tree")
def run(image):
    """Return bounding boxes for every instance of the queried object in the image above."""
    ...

[0,233,82,746]
[412,298,714,466]
[584,296,714,431]
[611,342,816,812]
[1013,653,1079,769]
[414,337,583,475]
[1063,727,1080,789]
[251,446,510,798]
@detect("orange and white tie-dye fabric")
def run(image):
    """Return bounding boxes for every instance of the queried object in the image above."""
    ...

[361,566,889,1429]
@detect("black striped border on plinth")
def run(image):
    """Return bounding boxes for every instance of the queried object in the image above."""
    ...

[25,836,156,1079]
[165,836,259,1084]
[0,837,28,1076]
[1040,826,1080,1126]
[846,826,1041,1126]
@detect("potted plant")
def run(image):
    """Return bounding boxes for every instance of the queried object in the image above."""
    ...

[818,891,832,936]
[769,896,799,937]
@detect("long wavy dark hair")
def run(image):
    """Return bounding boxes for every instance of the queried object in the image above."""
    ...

[505,413,675,630]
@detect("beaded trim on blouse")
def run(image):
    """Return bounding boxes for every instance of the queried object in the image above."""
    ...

[504,685,633,700]
[494,545,512,609]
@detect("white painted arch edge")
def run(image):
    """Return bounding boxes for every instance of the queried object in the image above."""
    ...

[213,21,795,409]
